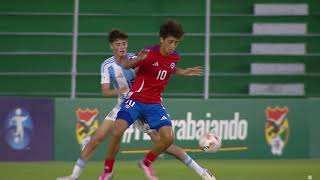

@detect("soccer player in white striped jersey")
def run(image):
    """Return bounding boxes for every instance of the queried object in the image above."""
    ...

[57,29,215,180]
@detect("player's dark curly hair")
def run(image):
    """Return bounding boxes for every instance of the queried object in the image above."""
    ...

[108,29,128,43]
[159,19,184,39]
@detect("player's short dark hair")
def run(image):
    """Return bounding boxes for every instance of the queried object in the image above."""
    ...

[108,29,128,43]
[159,19,184,39]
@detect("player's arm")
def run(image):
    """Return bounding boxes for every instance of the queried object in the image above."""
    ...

[174,66,203,76]
[101,83,128,97]
[121,49,149,69]
[100,64,128,97]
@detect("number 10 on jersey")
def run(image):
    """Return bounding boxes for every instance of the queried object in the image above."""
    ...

[156,70,167,80]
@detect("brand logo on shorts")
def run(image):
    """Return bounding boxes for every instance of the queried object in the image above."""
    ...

[125,100,135,109]
[75,108,99,146]
[160,116,168,120]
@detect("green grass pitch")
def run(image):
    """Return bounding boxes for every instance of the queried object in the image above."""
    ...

[0,159,319,180]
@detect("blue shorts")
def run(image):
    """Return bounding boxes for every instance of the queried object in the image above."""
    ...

[116,99,172,131]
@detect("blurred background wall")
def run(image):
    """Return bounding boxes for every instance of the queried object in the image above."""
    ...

[1,0,319,99]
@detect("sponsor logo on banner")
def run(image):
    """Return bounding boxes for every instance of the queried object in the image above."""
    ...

[75,108,99,148]
[265,106,289,156]
[122,112,249,143]
[3,108,33,150]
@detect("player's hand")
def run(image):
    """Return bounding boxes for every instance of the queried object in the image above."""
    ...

[183,66,203,76]
[118,54,129,62]
[135,49,150,61]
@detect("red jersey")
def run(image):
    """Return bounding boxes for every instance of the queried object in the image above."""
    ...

[128,45,180,103]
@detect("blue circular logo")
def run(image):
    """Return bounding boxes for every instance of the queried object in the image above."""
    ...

[4,108,33,150]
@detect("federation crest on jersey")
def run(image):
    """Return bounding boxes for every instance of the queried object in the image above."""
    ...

[170,62,175,69]
[75,108,99,146]
[3,108,33,150]
[265,106,289,156]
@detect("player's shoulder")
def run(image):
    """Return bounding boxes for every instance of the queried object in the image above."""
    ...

[142,45,159,59]
[145,45,180,59]
[169,51,180,60]
[101,56,116,72]
[146,44,159,51]
[101,56,116,67]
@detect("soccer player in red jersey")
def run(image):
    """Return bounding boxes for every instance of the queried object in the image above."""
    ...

[99,20,216,180]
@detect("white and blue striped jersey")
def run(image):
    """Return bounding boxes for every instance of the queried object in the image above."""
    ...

[100,53,136,103]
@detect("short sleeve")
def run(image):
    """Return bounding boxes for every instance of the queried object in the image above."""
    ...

[171,52,180,74]
[100,65,110,84]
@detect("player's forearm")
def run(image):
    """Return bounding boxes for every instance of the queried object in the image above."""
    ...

[102,89,118,97]
[101,83,117,97]
[122,58,141,69]
[174,67,187,76]
[122,58,143,69]
[122,49,148,68]
[174,66,203,76]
